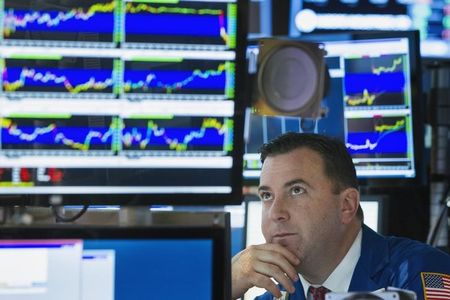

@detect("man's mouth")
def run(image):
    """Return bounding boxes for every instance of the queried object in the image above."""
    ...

[272,232,297,240]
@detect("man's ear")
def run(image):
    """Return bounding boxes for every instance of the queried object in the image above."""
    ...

[340,188,360,224]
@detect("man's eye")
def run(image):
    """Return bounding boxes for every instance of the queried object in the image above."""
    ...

[259,192,272,201]
[292,186,305,195]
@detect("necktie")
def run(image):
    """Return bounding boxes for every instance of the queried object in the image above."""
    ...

[308,286,330,300]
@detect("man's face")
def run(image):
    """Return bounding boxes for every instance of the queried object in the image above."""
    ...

[258,147,344,270]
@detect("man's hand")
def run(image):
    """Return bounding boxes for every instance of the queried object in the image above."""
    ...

[231,243,300,299]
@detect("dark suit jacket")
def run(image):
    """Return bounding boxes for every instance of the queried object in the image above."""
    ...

[255,225,450,300]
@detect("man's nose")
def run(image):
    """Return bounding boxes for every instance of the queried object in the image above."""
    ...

[269,196,290,222]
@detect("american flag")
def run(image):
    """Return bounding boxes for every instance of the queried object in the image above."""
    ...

[422,272,450,300]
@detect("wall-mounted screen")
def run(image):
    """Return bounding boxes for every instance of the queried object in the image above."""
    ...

[0,0,248,205]
[289,0,450,57]
[243,31,424,187]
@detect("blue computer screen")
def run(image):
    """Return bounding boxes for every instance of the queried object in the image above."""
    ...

[0,0,248,205]
[84,239,213,300]
[243,32,423,186]
[0,238,214,300]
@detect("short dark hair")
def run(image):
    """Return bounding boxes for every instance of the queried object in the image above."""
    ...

[260,132,363,220]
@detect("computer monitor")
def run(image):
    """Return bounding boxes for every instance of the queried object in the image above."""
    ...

[289,0,450,57]
[243,31,424,188]
[359,195,387,235]
[0,0,248,205]
[0,219,230,299]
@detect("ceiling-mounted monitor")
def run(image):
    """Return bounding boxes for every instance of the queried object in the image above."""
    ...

[289,0,450,58]
[243,31,425,188]
[0,0,248,205]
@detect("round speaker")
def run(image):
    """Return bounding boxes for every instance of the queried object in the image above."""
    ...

[258,45,319,114]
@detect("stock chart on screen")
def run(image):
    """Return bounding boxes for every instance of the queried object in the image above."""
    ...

[244,33,422,185]
[0,0,247,205]
[338,39,416,178]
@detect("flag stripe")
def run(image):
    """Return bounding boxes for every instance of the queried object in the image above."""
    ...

[426,291,450,296]
[422,272,450,300]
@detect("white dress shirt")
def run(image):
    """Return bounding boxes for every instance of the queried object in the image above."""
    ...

[299,229,362,298]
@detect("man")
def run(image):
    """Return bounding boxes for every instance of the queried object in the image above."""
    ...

[232,132,450,300]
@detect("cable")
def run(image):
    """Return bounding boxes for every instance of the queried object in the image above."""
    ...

[51,205,89,223]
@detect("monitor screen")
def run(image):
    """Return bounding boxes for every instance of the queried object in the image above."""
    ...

[289,0,450,57]
[0,0,248,205]
[243,31,424,187]
[359,196,386,234]
[0,224,230,300]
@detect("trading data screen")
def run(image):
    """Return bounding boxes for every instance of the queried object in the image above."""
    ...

[0,0,247,205]
[244,35,420,183]
[289,0,450,57]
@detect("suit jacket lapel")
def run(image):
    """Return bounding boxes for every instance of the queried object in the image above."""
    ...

[349,225,389,291]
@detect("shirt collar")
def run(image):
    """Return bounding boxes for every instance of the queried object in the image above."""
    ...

[299,228,362,296]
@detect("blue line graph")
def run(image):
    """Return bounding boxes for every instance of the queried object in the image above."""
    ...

[125,14,223,37]
[123,69,226,94]
[346,130,407,155]
[344,72,405,94]
[123,2,233,46]
[3,67,114,93]
[121,117,231,152]
[5,9,114,34]
[1,124,114,151]
[3,0,116,44]
[122,127,225,151]
[344,55,404,75]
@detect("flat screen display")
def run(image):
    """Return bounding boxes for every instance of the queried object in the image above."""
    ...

[0,225,229,300]
[289,0,450,57]
[0,0,248,205]
[243,31,424,187]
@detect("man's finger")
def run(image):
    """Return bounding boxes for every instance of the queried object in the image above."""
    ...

[253,262,296,294]
[256,249,299,282]
[252,273,283,299]
[254,243,300,266]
